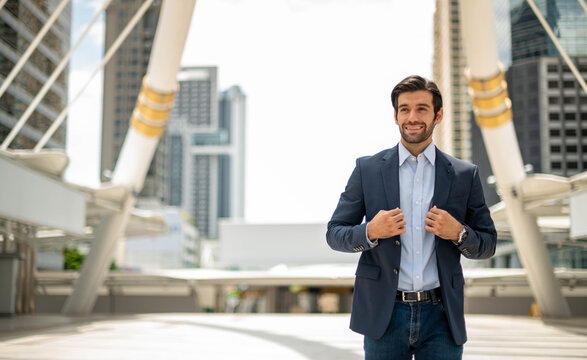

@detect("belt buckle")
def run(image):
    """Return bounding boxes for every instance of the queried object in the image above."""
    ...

[402,291,420,302]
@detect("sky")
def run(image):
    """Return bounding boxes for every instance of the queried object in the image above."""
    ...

[66,0,435,224]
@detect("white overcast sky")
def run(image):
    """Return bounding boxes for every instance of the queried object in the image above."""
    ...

[66,0,435,223]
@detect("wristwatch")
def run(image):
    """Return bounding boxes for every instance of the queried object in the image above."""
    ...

[455,226,468,245]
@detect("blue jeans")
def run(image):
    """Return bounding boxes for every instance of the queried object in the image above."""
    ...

[363,299,463,360]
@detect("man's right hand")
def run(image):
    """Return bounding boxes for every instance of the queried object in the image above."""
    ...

[367,208,406,240]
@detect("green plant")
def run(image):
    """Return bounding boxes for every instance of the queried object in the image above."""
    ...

[63,247,118,270]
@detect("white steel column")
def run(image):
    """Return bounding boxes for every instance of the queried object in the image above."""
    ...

[62,0,197,314]
[458,0,570,317]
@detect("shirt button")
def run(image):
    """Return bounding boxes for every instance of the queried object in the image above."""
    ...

[393,269,399,275]
[416,250,420,255]
[416,275,420,279]
[415,226,420,231]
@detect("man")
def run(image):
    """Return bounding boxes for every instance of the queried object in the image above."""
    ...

[326,75,497,359]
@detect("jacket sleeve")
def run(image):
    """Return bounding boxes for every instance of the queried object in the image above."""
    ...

[326,158,372,253]
[456,166,497,259]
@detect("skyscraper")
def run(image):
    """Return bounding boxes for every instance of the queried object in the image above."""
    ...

[508,0,587,176]
[510,0,587,62]
[163,67,246,240]
[433,0,470,161]
[0,0,71,149]
[100,0,160,194]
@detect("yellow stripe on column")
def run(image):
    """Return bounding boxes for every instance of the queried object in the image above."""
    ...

[141,78,176,105]
[130,77,176,137]
[475,101,513,128]
[468,69,504,92]
[131,114,165,137]
[467,65,512,128]
[472,85,509,110]
[137,102,171,120]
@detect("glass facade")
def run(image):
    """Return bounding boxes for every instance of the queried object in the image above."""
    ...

[511,0,587,61]
[162,68,245,240]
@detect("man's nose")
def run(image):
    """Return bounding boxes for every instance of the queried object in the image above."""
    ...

[407,109,419,120]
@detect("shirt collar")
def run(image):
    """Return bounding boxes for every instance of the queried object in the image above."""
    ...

[398,141,436,166]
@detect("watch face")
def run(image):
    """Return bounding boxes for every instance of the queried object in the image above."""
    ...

[458,228,467,243]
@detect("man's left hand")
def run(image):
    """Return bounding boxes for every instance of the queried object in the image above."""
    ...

[425,206,463,241]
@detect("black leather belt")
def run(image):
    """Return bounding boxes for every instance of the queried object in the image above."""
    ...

[396,287,441,303]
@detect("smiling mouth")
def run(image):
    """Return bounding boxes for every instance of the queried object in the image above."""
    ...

[405,125,424,131]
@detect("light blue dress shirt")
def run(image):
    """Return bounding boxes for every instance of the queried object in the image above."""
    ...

[367,142,440,291]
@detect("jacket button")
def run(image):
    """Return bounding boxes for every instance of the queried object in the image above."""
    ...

[395,240,400,246]
[393,269,398,275]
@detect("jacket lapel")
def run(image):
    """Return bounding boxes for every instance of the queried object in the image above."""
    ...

[381,146,400,209]
[432,147,454,211]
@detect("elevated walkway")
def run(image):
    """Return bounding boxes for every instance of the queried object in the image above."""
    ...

[0,313,586,359]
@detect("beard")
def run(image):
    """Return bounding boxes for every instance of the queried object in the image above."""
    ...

[399,121,436,144]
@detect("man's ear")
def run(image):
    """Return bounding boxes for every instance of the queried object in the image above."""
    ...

[394,110,398,125]
[434,108,444,124]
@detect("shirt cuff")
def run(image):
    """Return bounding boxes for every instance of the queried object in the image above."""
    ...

[366,222,379,248]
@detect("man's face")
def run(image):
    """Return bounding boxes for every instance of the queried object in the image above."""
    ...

[394,90,443,146]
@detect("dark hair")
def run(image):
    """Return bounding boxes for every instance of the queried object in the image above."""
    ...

[390,75,443,114]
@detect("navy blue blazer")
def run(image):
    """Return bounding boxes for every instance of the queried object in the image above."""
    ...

[326,145,497,345]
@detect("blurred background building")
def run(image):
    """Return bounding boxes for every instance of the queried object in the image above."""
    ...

[507,0,587,177]
[162,67,246,241]
[123,202,199,270]
[0,0,71,149]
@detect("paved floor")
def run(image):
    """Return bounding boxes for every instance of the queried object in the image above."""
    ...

[0,313,586,359]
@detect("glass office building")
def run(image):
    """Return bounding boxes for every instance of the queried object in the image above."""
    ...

[509,0,587,176]
[510,0,587,61]
[162,67,246,240]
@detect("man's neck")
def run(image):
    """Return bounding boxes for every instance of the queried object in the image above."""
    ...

[401,139,432,157]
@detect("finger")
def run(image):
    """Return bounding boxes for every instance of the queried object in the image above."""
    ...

[389,219,406,230]
[389,208,402,216]
[391,212,404,221]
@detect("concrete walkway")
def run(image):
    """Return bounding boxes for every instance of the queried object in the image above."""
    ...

[0,314,586,359]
